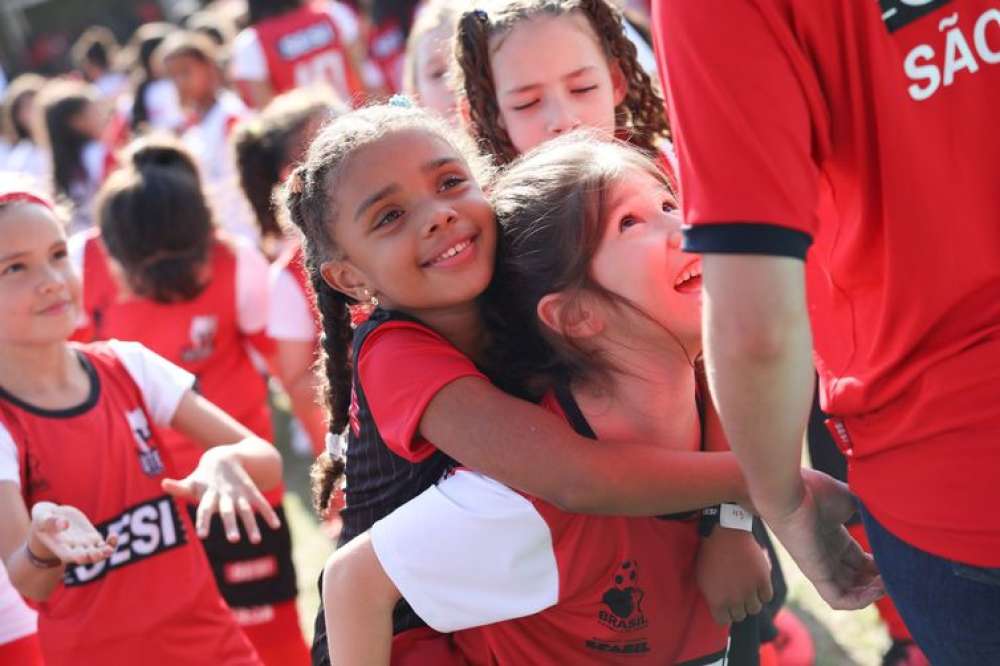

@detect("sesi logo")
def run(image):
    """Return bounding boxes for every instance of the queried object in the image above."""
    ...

[881,0,954,33]
[64,495,187,587]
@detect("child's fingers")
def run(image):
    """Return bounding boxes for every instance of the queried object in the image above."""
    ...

[236,496,262,544]
[195,488,219,539]
[105,533,119,549]
[246,485,281,531]
[217,494,240,542]
[162,477,198,503]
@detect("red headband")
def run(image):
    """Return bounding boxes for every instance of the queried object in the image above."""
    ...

[0,191,55,210]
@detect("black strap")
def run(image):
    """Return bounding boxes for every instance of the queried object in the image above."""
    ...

[552,380,597,440]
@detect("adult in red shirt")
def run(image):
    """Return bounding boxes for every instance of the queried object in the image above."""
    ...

[652,2,1000,664]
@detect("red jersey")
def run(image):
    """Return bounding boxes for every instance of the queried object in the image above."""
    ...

[75,232,274,491]
[249,2,364,102]
[370,387,728,665]
[0,341,259,666]
[654,0,1000,565]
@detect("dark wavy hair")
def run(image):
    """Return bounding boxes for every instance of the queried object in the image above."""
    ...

[485,131,678,397]
[455,0,671,165]
[124,22,177,131]
[37,81,96,198]
[233,86,346,240]
[279,103,488,516]
[96,137,215,303]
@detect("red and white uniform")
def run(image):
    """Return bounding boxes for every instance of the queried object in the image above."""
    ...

[70,230,274,492]
[654,0,1000,565]
[0,341,260,666]
[231,1,365,104]
[181,90,260,245]
[370,391,728,666]
[267,243,317,344]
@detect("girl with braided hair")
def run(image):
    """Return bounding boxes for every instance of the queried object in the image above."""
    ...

[453,0,674,180]
[283,103,763,665]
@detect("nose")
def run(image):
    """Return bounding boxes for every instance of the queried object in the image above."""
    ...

[37,263,68,295]
[422,202,458,236]
[546,98,581,135]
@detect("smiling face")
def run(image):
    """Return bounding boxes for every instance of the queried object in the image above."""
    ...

[320,128,496,316]
[588,165,702,349]
[0,203,80,346]
[490,12,625,156]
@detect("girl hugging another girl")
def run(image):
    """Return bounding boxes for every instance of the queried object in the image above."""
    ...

[284,101,769,666]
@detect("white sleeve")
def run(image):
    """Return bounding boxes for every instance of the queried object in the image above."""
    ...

[0,424,19,486]
[234,237,270,335]
[267,266,315,342]
[231,28,269,82]
[370,471,559,632]
[107,340,196,426]
[327,2,360,44]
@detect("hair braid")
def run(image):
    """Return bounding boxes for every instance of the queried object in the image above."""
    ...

[456,10,519,164]
[580,0,670,152]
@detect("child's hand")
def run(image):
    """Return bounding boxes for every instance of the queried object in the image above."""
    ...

[162,445,281,544]
[29,501,118,565]
[696,526,773,624]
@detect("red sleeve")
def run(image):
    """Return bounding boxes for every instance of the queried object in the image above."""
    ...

[358,321,486,462]
[653,0,820,259]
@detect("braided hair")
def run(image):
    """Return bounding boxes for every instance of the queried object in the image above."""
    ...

[279,103,488,515]
[455,0,670,165]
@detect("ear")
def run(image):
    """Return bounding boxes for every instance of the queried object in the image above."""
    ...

[610,60,628,107]
[537,292,605,341]
[320,258,370,303]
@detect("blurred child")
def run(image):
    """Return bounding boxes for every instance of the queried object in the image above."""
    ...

[402,0,461,122]
[158,30,260,244]
[37,81,111,232]
[0,187,282,666]
[233,87,345,456]
[71,27,129,102]
[231,0,370,108]
[125,22,184,134]
[0,75,49,182]
[71,139,309,666]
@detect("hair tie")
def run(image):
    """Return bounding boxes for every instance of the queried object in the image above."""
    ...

[0,191,54,211]
[388,94,415,109]
[471,8,489,23]
[325,431,347,459]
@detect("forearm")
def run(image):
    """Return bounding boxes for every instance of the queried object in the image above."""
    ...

[322,536,396,666]
[4,537,63,601]
[702,254,814,518]
[422,379,747,515]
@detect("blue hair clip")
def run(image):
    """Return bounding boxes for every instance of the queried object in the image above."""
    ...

[388,94,415,108]
[471,8,489,23]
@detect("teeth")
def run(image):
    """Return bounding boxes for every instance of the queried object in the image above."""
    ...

[674,265,702,288]
[433,240,471,263]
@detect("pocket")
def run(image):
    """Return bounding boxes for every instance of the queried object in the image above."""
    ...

[951,562,1000,588]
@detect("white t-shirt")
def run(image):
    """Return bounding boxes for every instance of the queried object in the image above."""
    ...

[371,470,560,632]
[230,1,360,83]
[0,562,36,645]
[267,265,315,342]
[180,90,260,245]
[67,232,270,337]
[142,79,185,133]
[0,340,194,487]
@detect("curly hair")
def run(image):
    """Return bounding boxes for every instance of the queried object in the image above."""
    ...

[279,103,488,515]
[455,0,671,165]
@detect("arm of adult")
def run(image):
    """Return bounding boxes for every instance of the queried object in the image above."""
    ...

[652,0,880,609]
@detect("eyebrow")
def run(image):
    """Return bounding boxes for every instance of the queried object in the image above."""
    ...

[353,157,462,222]
[0,250,28,264]
[503,66,597,96]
